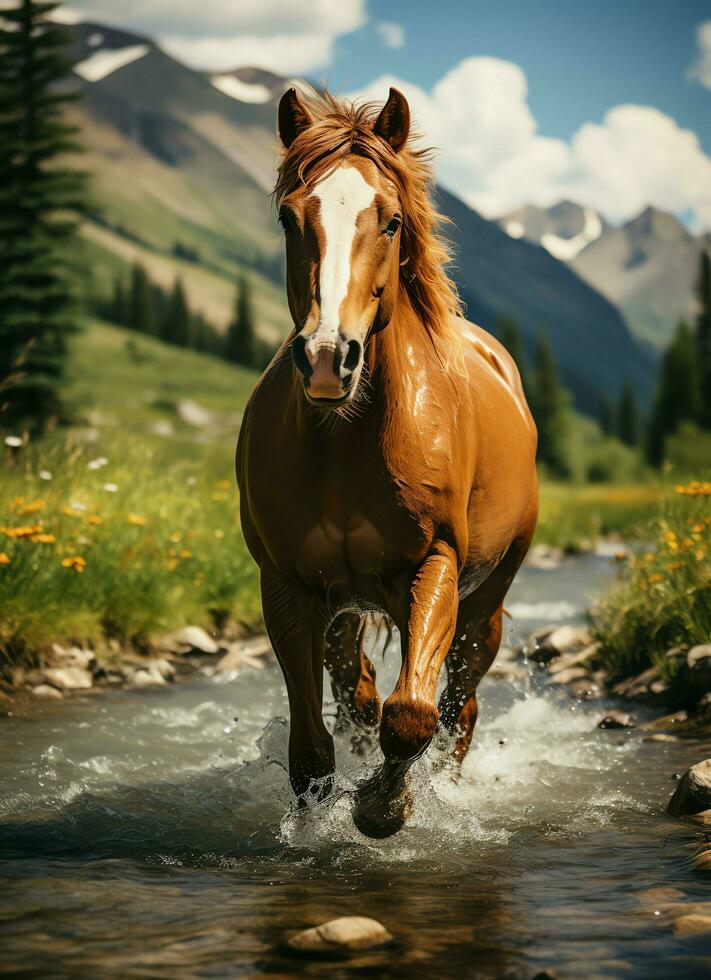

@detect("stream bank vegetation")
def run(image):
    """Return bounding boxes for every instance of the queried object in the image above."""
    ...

[590,480,711,709]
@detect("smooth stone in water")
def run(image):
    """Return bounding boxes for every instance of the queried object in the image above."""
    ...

[31,684,64,700]
[173,625,219,654]
[672,914,711,938]
[41,667,93,690]
[667,759,711,815]
[288,916,393,955]
[693,850,711,871]
[598,710,635,729]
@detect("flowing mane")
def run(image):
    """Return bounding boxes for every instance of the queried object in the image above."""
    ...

[274,89,463,344]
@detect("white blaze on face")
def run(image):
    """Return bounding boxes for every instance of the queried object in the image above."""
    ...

[310,165,375,340]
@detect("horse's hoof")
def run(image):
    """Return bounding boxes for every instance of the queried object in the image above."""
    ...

[352,787,413,839]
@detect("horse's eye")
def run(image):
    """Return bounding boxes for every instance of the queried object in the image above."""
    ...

[383,216,401,238]
[279,209,294,233]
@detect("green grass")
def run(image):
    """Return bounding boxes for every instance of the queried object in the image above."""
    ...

[590,481,711,700]
[535,482,665,551]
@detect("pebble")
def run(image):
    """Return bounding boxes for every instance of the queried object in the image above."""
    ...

[644,734,680,743]
[598,710,635,730]
[667,759,711,816]
[672,914,711,938]
[288,916,393,955]
[31,684,64,700]
[693,850,711,871]
[41,667,93,690]
[550,666,590,685]
[173,625,219,654]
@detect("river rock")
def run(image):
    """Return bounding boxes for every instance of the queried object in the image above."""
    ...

[132,665,167,688]
[643,734,680,743]
[215,636,273,673]
[287,916,393,954]
[687,645,711,697]
[41,667,93,690]
[172,625,219,655]
[667,759,711,816]
[489,661,528,681]
[50,644,95,670]
[693,850,711,871]
[31,684,64,700]
[672,914,711,937]
[530,624,590,663]
[639,710,688,732]
[550,666,590,685]
[637,887,686,905]
[688,809,711,826]
[598,710,635,729]
[548,644,599,674]
[613,666,667,701]
[525,544,564,570]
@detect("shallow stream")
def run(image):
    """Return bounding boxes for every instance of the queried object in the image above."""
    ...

[1,556,709,978]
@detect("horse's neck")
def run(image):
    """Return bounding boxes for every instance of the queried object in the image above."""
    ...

[370,296,453,508]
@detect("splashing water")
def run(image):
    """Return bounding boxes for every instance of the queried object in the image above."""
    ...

[0,556,708,977]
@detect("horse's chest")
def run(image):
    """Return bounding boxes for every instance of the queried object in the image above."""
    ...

[293,489,426,596]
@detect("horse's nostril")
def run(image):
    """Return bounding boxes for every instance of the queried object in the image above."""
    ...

[344,340,362,373]
[291,335,310,378]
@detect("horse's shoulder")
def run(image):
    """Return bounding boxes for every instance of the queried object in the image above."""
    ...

[454,317,517,385]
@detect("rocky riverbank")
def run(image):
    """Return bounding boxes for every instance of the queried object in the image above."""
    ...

[0,625,273,706]
[507,621,711,731]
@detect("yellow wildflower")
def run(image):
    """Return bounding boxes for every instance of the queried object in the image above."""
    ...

[18,499,44,515]
[169,531,182,543]
[10,496,25,510]
[649,574,662,583]
[214,529,224,539]
[2,524,43,538]
[86,514,102,526]
[0,553,10,565]
[127,514,146,526]
[215,479,231,490]
[61,555,86,573]
[62,506,80,517]
[180,549,192,559]
[30,533,55,544]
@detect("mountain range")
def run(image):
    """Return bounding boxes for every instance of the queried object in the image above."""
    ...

[500,201,710,350]
[64,18,656,414]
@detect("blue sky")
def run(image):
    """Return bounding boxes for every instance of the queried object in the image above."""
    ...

[337,0,711,156]
[66,0,711,229]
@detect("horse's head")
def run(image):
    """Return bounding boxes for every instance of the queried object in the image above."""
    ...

[276,87,410,408]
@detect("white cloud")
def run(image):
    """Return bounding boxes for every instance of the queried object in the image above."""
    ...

[376,22,404,50]
[67,0,365,72]
[688,20,711,88]
[162,33,336,75]
[351,58,711,232]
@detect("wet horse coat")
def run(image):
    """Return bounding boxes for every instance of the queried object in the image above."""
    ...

[236,88,538,837]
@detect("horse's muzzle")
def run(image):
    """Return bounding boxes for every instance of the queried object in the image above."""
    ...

[292,333,362,404]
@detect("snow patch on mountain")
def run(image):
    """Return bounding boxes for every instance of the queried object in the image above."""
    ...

[540,208,603,260]
[75,45,149,83]
[211,75,271,104]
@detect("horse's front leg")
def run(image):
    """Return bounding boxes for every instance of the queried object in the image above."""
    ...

[261,565,334,803]
[353,542,458,836]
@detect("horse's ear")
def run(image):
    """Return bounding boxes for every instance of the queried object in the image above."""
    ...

[373,87,410,153]
[277,87,312,149]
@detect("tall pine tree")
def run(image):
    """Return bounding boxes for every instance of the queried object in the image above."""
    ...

[530,333,571,479]
[126,262,156,334]
[224,276,256,367]
[616,381,639,447]
[695,250,711,429]
[161,277,192,347]
[646,320,701,466]
[0,0,85,432]
[598,394,615,438]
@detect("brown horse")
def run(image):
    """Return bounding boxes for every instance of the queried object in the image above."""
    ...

[236,87,538,837]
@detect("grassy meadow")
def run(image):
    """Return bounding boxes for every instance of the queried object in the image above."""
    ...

[0,317,703,673]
